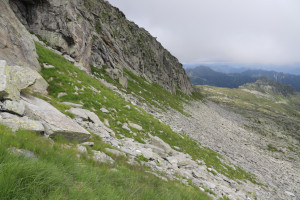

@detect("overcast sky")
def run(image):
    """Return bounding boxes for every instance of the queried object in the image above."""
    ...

[107,0,300,67]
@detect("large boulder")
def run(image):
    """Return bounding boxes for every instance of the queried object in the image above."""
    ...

[69,107,103,126]
[0,112,44,132]
[0,0,40,70]
[149,135,174,155]
[93,150,114,164]
[0,100,25,116]
[22,95,90,142]
[0,61,48,101]
[0,60,18,100]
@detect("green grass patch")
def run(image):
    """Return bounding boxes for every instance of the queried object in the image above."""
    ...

[136,154,149,163]
[0,124,213,200]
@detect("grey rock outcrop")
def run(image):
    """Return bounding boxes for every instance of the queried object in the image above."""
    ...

[9,0,192,94]
[0,61,48,101]
[8,147,37,159]
[69,107,103,126]
[93,150,114,164]
[149,135,173,155]
[0,112,44,132]
[22,95,90,142]
[0,100,25,116]
[0,0,40,70]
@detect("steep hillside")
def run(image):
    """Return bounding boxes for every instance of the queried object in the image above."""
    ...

[8,0,192,94]
[1,0,300,199]
[0,40,262,199]
[0,0,39,70]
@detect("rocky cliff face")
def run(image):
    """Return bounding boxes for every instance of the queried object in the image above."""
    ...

[8,0,192,94]
[0,0,40,70]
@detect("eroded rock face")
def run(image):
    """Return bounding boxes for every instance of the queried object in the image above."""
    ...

[0,0,40,70]
[9,0,192,94]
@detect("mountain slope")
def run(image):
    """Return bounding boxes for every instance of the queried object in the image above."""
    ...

[9,0,192,94]
[167,81,300,199]
[240,77,298,97]
[241,69,300,91]
[0,0,299,199]
[186,66,300,92]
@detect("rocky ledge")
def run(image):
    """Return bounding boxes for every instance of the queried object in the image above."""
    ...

[0,60,90,142]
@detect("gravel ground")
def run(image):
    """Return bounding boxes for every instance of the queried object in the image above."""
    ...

[159,100,300,200]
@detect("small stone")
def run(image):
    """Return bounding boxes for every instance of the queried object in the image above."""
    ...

[207,168,218,174]
[119,76,128,88]
[199,187,205,192]
[57,92,67,98]
[62,102,83,108]
[43,63,55,69]
[77,145,88,153]
[63,54,75,63]
[104,119,110,127]
[122,123,131,131]
[173,146,181,151]
[105,148,126,157]
[128,122,143,131]
[92,150,114,164]
[8,147,37,159]
[100,108,109,113]
[124,105,131,109]
[285,191,295,197]
[81,142,94,147]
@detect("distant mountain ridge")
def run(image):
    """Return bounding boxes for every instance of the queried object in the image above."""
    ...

[186,66,300,91]
[240,77,298,97]
[241,70,300,91]
[186,66,257,88]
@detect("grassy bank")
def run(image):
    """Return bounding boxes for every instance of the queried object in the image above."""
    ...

[0,124,212,200]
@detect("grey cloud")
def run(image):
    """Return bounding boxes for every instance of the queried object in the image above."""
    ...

[108,0,300,67]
